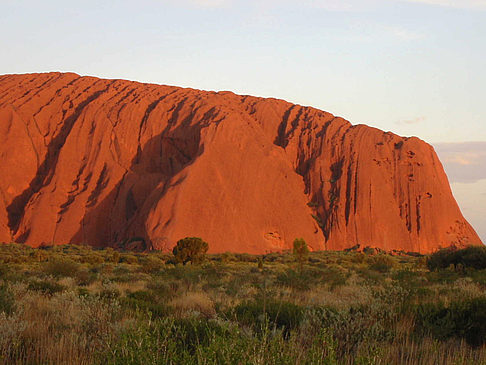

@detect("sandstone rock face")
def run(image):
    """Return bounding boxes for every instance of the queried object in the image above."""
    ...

[0,73,481,253]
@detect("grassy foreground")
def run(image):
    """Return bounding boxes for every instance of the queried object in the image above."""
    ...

[0,244,485,364]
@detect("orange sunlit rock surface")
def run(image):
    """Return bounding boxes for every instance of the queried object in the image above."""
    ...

[0,73,481,253]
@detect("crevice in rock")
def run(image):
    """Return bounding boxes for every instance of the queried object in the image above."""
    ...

[6,80,115,237]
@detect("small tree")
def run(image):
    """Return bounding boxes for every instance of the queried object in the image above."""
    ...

[293,238,309,272]
[172,237,209,265]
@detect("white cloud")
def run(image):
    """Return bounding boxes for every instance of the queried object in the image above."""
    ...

[191,0,229,7]
[434,142,486,183]
[164,0,486,10]
[301,0,390,11]
[397,116,426,125]
[404,0,486,10]
[303,0,357,11]
[449,179,486,243]
[387,27,424,41]
[445,151,485,166]
[166,0,230,8]
[265,0,486,11]
[448,154,477,166]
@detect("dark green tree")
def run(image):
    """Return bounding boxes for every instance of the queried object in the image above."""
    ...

[427,245,486,271]
[172,237,209,265]
[293,238,309,272]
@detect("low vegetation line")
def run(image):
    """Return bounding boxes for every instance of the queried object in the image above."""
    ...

[0,241,485,364]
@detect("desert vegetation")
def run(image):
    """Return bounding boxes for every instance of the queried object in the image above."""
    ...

[0,243,485,364]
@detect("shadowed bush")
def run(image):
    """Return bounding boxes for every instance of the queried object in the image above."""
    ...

[44,258,80,278]
[121,293,171,319]
[427,245,486,271]
[27,280,65,295]
[231,299,304,337]
[414,296,486,347]
[0,285,15,315]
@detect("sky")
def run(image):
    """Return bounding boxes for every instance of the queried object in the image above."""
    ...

[0,0,484,242]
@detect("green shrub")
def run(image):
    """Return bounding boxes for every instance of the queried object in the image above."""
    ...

[467,268,486,285]
[369,255,395,273]
[75,268,97,286]
[357,268,385,284]
[173,237,209,265]
[426,269,461,284]
[27,280,65,295]
[147,280,179,299]
[110,250,121,263]
[427,246,486,271]
[120,254,138,265]
[99,287,121,300]
[293,238,309,271]
[234,253,258,262]
[44,258,80,278]
[218,252,237,263]
[163,266,202,290]
[414,296,486,347]
[80,253,105,265]
[318,266,349,290]
[121,297,170,319]
[0,264,9,279]
[224,275,245,296]
[127,290,156,302]
[112,264,131,275]
[77,287,90,297]
[96,318,234,363]
[309,304,396,357]
[170,317,231,353]
[457,246,486,269]
[0,285,15,315]
[277,269,311,290]
[138,256,163,273]
[231,299,304,337]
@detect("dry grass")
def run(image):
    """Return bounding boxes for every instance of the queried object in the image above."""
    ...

[170,291,216,317]
[0,244,485,364]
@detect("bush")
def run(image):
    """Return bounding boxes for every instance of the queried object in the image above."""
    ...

[369,255,395,273]
[120,254,138,265]
[147,280,179,299]
[427,246,486,271]
[75,268,97,286]
[357,268,385,284]
[170,317,230,353]
[44,258,80,278]
[414,296,486,347]
[172,237,209,265]
[99,287,121,300]
[121,297,170,319]
[293,238,309,271]
[0,264,9,279]
[97,317,234,362]
[80,253,105,265]
[139,256,163,273]
[276,269,311,291]
[309,305,395,357]
[231,299,304,337]
[27,280,65,295]
[0,285,15,315]
[127,290,156,302]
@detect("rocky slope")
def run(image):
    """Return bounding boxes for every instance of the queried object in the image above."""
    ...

[0,73,481,253]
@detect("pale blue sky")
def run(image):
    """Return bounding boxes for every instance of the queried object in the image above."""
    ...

[1,0,484,241]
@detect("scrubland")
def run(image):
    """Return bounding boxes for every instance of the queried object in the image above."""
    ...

[0,244,485,364]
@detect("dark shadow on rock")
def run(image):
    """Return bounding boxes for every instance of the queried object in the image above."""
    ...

[69,112,207,250]
[8,80,115,235]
